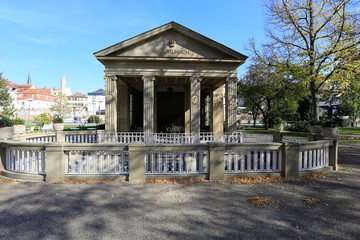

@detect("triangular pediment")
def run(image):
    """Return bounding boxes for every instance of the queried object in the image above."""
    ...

[94,22,247,61]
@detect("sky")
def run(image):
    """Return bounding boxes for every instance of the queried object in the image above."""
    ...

[0,0,267,94]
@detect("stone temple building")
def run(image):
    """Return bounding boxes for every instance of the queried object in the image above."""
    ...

[94,21,247,134]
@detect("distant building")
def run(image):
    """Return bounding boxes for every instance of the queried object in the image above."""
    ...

[87,90,105,116]
[6,75,55,120]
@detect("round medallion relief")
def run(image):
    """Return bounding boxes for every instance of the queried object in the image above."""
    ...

[192,95,199,105]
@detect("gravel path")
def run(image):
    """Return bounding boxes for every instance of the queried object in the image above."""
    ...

[1,143,359,240]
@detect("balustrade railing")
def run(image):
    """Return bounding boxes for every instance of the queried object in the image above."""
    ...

[6,148,45,174]
[224,149,282,173]
[98,132,144,144]
[65,150,129,174]
[26,136,55,143]
[299,147,329,171]
[65,134,97,143]
[282,136,308,143]
[145,150,208,174]
[242,134,273,143]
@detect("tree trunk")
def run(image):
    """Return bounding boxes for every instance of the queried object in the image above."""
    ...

[252,112,258,127]
[310,85,319,120]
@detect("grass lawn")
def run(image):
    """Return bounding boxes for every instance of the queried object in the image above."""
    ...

[339,139,360,143]
[241,126,267,131]
[339,127,360,134]
[63,125,98,131]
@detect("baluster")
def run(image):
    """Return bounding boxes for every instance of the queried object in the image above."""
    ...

[71,151,76,174]
[227,151,232,172]
[107,153,111,173]
[304,150,308,169]
[65,152,69,174]
[100,151,104,173]
[272,151,277,171]
[240,151,245,171]
[29,151,33,173]
[247,151,251,171]
[299,151,303,170]
[266,151,271,171]
[253,151,258,171]
[234,151,238,171]
[260,151,264,171]
[151,152,155,173]
[309,150,313,169]
[86,152,90,174]
[193,152,197,173]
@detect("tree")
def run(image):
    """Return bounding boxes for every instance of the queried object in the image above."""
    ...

[50,93,71,119]
[337,74,360,126]
[262,0,360,120]
[0,73,16,117]
[238,55,303,129]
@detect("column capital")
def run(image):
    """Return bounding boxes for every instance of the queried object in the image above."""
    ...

[104,75,117,81]
[227,76,238,83]
[189,76,202,82]
[142,75,155,82]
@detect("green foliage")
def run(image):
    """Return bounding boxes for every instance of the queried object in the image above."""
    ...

[287,121,309,133]
[52,116,64,124]
[13,118,25,125]
[309,119,321,126]
[262,0,360,119]
[32,113,51,126]
[0,116,14,128]
[238,53,304,130]
[273,117,283,125]
[87,115,100,123]
[50,93,71,119]
[337,75,360,127]
[0,73,16,117]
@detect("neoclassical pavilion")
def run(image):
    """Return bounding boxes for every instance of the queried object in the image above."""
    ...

[94,22,247,133]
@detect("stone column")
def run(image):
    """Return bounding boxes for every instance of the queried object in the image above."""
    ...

[105,75,118,132]
[117,79,129,132]
[142,75,155,133]
[190,76,202,133]
[45,143,65,182]
[226,77,238,132]
[211,85,224,133]
[283,143,300,178]
[184,86,190,133]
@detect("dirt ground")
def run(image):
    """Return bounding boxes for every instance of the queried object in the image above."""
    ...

[0,143,359,240]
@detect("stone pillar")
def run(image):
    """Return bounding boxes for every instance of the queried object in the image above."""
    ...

[329,140,338,171]
[105,75,118,132]
[283,143,300,178]
[190,76,201,133]
[211,85,224,133]
[117,80,129,132]
[208,143,225,180]
[45,143,65,182]
[56,131,66,142]
[226,77,238,132]
[142,75,155,133]
[128,142,146,182]
[184,86,190,133]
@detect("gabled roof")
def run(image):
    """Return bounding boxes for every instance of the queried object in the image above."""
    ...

[94,21,247,61]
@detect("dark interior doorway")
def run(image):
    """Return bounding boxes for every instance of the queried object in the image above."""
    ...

[157,91,184,133]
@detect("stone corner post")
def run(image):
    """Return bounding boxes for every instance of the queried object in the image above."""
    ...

[105,75,118,133]
[208,142,225,180]
[329,140,338,171]
[282,143,300,178]
[142,75,155,133]
[273,131,282,143]
[128,142,146,182]
[226,76,238,132]
[190,76,202,134]
[0,142,6,173]
[45,143,65,182]
[56,131,66,142]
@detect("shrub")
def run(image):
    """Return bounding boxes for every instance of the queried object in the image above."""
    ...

[52,116,64,124]
[0,116,14,128]
[287,121,309,133]
[88,115,100,123]
[32,113,51,126]
[13,118,25,125]
[309,119,321,125]
[273,117,283,125]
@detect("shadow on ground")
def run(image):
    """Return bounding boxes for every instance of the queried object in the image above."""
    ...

[0,143,359,239]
